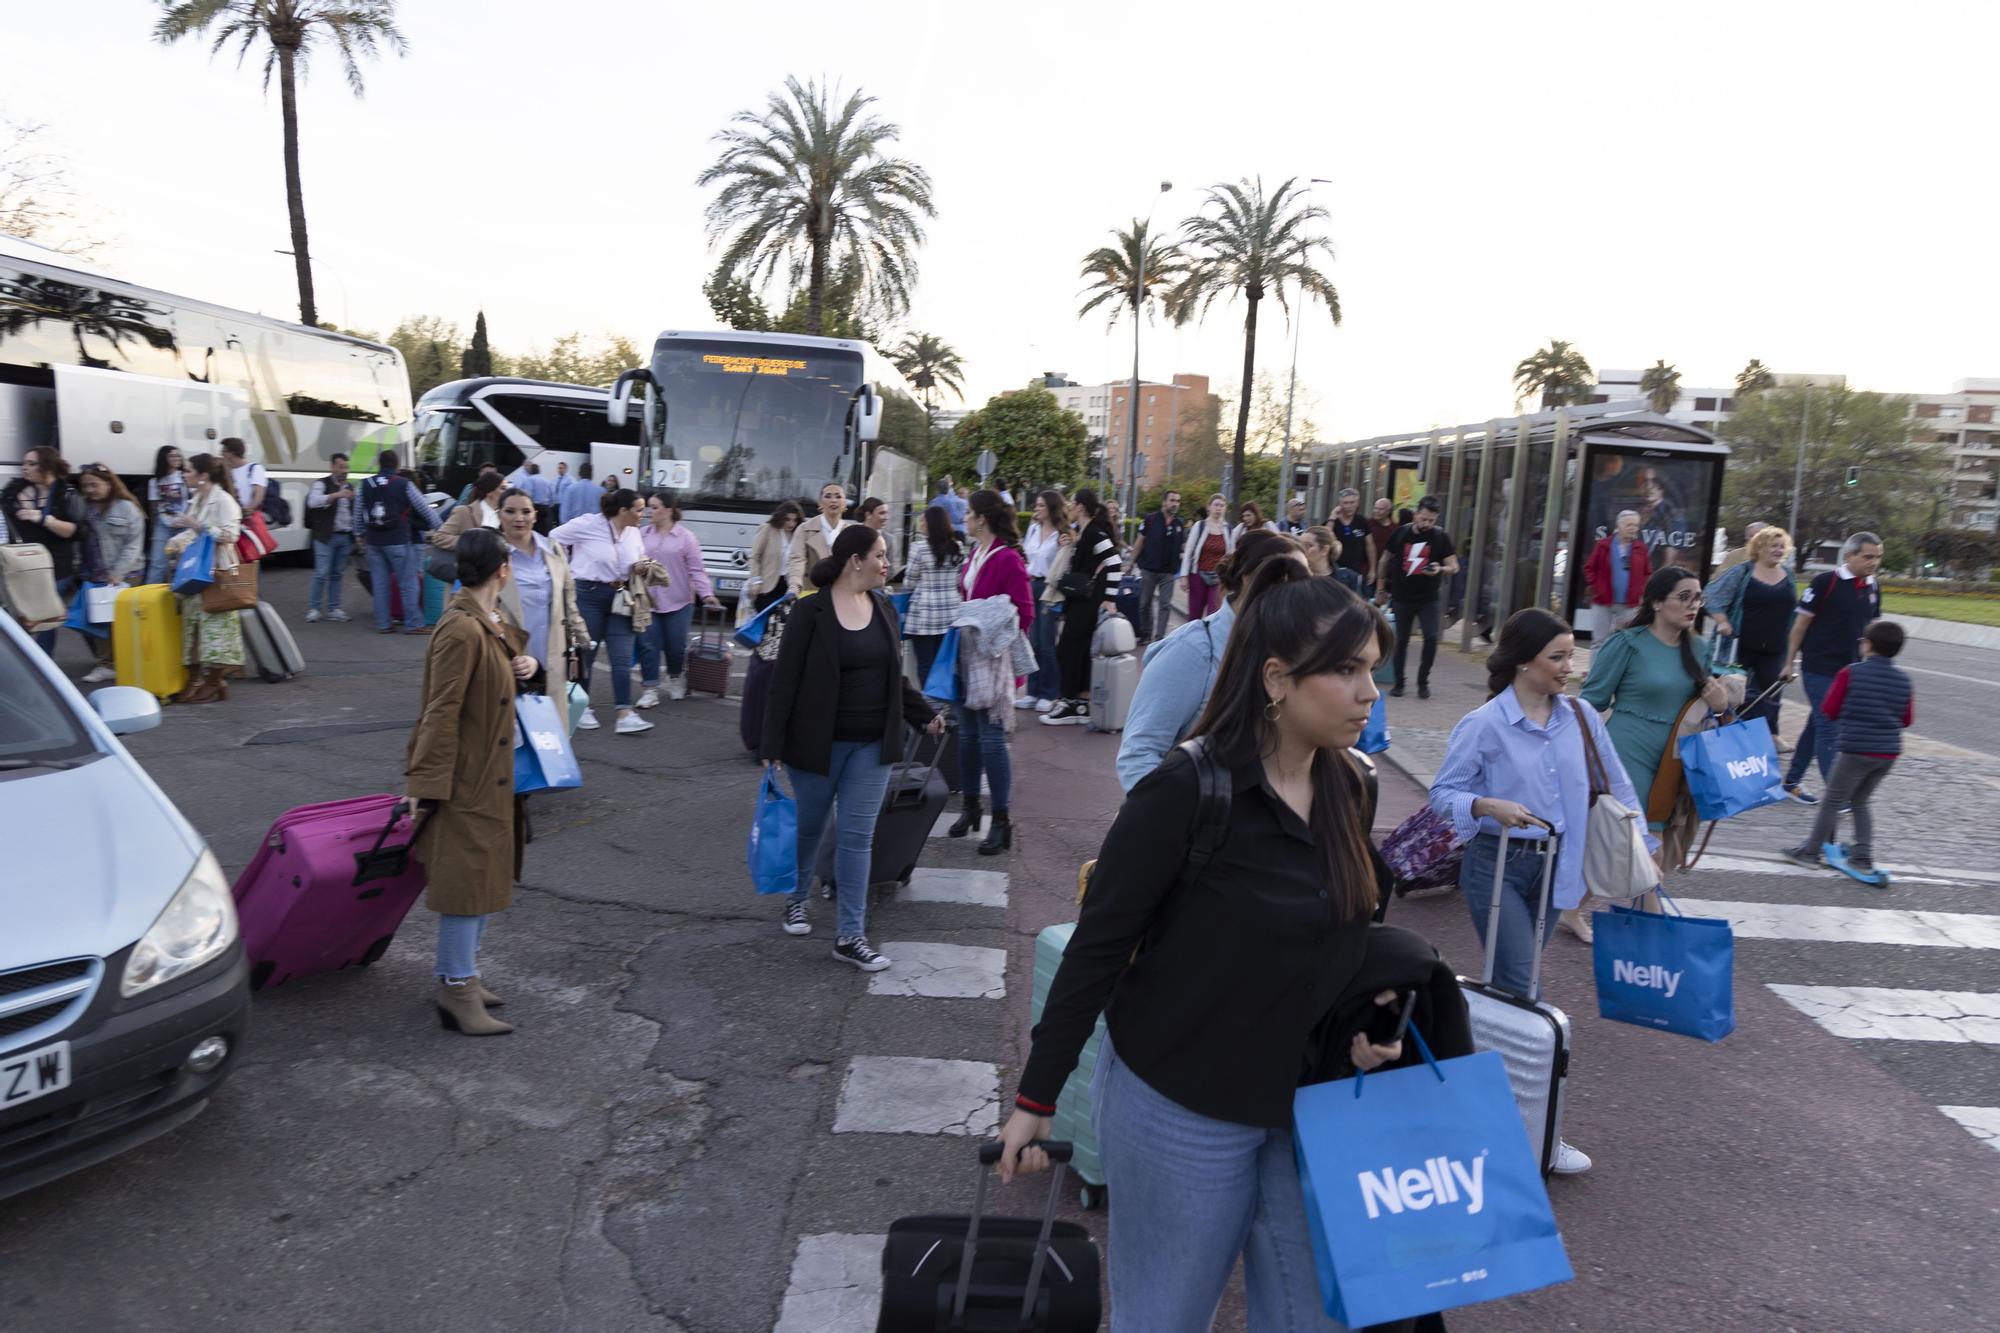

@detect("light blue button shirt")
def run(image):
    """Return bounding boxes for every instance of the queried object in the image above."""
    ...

[1428,688,1651,910]
[1115,598,1235,792]
[510,537,553,670]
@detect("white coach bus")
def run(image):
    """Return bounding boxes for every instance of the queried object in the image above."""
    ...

[0,232,410,553]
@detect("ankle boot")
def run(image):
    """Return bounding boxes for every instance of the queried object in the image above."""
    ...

[473,978,502,1008]
[208,665,230,702]
[175,666,218,706]
[979,811,1012,856]
[947,796,983,838]
[435,979,514,1035]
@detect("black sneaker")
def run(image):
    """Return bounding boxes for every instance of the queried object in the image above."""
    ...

[1389,683,1406,698]
[1784,785,1819,806]
[1039,699,1088,727]
[833,936,891,971]
[1417,683,1432,700]
[781,901,810,936]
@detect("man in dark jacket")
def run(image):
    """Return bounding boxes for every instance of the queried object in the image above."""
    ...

[1129,490,1185,642]
[1782,531,1883,802]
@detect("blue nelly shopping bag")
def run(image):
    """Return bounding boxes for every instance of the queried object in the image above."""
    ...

[733,593,790,649]
[1359,692,1390,754]
[1591,892,1735,1041]
[63,584,109,638]
[922,626,962,702]
[746,771,798,895]
[514,694,584,794]
[1678,716,1786,820]
[1293,1039,1572,1326]
[170,532,216,595]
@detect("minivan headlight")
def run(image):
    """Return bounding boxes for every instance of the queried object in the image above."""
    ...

[121,850,239,997]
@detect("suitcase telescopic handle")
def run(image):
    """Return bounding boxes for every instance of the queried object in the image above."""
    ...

[958,1141,1076,1324]
[1482,819,1558,996]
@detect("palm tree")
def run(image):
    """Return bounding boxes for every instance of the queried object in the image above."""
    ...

[154,2,405,329]
[1736,358,1776,398]
[888,332,966,430]
[1512,339,1595,410]
[1165,178,1339,506]
[1077,218,1185,328]
[698,77,935,337]
[1640,359,1682,415]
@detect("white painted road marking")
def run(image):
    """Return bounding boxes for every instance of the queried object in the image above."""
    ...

[1938,1106,2000,1153]
[1767,985,2000,1043]
[1901,663,2000,689]
[833,1056,1001,1136]
[1672,899,2000,950]
[868,943,1007,1000]
[929,808,988,838]
[1693,855,1967,887]
[774,1233,883,1332]
[900,867,1010,908]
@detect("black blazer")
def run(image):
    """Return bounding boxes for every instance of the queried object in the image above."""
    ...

[759,590,937,775]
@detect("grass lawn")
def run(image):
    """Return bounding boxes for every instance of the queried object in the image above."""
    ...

[1879,590,2000,627]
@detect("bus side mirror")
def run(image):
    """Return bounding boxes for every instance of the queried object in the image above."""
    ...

[856,385,881,443]
[607,368,646,429]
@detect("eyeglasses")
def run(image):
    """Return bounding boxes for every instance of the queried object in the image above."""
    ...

[1669,590,1705,606]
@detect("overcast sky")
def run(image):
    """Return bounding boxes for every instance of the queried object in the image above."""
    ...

[8,0,1997,441]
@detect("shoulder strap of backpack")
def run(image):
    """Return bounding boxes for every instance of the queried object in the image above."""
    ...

[1172,735,1232,893]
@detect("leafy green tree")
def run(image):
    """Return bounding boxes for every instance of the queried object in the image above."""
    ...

[1640,359,1681,414]
[771,255,876,341]
[929,386,1088,495]
[1719,382,1942,555]
[154,1,407,327]
[1916,528,2000,579]
[1512,339,1594,409]
[1137,455,1281,523]
[702,259,774,331]
[1736,358,1776,398]
[509,332,642,388]
[888,332,966,430]
[1166,177,1339,507]
[461,310,493,377]
[385,314,460,399]
[876,388,933,469]
[1078,218,1184,330]
[697,76,934,336]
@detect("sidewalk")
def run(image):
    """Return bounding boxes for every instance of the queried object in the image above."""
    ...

[1374,625,2000,875]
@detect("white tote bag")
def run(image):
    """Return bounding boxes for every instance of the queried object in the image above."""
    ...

[1568,699,1661,901]
[85,583,120,625]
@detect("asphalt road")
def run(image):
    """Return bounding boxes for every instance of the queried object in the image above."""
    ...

[3,567,1998,1332]
[1894,637,2000,757]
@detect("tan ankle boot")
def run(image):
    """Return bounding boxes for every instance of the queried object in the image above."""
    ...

[473,979,502,1008]
[175,667,216,705]
[435,979,514,1035]
[209,665,230,702]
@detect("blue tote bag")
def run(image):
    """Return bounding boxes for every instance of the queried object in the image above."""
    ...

[746,770,798,895]
[170,532,216,595]
[734,593,790,649]
[1592,892,1735,1041]
[514,693,584,794]
[63,584,109,638]
[1294,1035,1573,1326]
[1678,716,1786,820]
[1359,692,1390,754]
[922,626,962,702]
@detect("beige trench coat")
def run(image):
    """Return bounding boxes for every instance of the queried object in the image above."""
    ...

[785,515,849,592]
[406,594,529,917]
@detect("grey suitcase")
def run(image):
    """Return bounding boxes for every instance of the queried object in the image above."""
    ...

[1087,653,1137,733]
[241,600,305,682]
[816,730,949,893]
[1456,824,1572,1177]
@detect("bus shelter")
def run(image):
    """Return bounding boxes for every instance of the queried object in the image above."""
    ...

[1306,403,1728,646]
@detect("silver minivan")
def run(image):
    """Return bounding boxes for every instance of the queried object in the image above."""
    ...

[0,611,250,1200]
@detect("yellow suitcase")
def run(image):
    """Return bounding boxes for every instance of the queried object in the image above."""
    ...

[114,584,186,700]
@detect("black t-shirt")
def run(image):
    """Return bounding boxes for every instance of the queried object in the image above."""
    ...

[2,478,82,579]
[1384,523,1457,603]
[1738,573,1798,654]
[1331,516,1372,576]
[833,606,894,742]
[1797,571,1880,675]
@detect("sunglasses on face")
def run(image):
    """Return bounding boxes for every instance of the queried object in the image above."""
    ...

[1669,590,1705,606]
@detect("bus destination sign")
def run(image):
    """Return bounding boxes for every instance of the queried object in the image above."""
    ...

[701,354,807,377]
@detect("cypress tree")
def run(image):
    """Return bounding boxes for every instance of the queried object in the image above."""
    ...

[463,310,494,377]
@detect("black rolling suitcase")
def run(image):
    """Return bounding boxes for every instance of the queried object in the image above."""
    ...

[877,1142,1101,1333]
[922,717,961,794]
[816,729,948,891]
[739,652,775,752]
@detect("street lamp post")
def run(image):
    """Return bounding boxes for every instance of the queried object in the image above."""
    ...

[1276,178,1331,527]
[1789,382,1813,540]
[1123,181,1172,527]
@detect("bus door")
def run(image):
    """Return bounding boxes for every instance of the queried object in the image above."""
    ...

[53,363,249,478]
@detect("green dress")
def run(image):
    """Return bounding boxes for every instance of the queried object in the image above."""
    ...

[1579,627,1712,829]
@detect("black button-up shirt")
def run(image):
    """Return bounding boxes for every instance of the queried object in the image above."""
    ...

[1020,746,1373,1128]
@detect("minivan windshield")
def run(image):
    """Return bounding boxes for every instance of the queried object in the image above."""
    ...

[0,635,97,770]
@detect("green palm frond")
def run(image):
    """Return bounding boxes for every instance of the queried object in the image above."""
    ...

[1076,219,1185,328]
[889,332,966,404]
[154,1,405,94]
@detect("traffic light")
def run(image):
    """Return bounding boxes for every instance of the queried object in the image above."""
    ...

[1845,466,1861,487]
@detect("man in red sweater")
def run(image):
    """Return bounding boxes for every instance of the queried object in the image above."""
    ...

[1583,509,1651,639]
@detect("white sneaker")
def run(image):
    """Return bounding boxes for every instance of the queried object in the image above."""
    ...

[1039,699,1089,726]
[304,608,320,623]
[615,711,654,735]
[1013,696,1038,710]
[328,609,350,623]
[666,675,688,701]
[1551,1141,1593,1175]
[1034,698,1057,714]
[635,687,660,709]
[81,665,116,684]
[576,708,601,731]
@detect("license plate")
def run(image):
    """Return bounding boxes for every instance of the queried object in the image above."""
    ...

[718,577,744,592]
[1,1041,71,1111]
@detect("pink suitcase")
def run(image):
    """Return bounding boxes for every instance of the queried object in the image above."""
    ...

[232,795,430,990]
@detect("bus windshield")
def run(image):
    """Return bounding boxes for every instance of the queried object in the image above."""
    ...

[649,338,864,508]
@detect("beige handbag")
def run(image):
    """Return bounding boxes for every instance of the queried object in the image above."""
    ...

[201,559,259,613]
[1569,699,1661,901]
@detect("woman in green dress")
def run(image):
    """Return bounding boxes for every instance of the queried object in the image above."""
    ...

[1580,565,1731,829]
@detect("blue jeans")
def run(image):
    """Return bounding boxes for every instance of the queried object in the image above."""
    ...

[954,699,1012,812]
[789,740,894,940]
[366,541,424,630]
[574,580,636,708]
[435,913,490,979]
[145,520,177,584]
[1090,1040,1347,1333]
[1459,832,1559,1001]
[1785,670,1839,788]
[639,602,693,685]
[311,534,352,612]
[1027,578,1061,701]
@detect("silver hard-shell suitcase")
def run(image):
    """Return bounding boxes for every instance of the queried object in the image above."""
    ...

[241,600,305,682]
[1456,824,1572,1177]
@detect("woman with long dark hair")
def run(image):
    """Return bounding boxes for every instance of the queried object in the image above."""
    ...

[1430,608,1652,1175]
[999,566,1401,1327]
[1580,565,1730,829]
[1020,488,1069,711]
[2,445,83,653]
[761,523,943,969]
[1041,488,1122,726]
[748,500,803,612]
[144,445,189,583]
[946,490,1035,854]
[902,503,964,686]
[551,487,650,735]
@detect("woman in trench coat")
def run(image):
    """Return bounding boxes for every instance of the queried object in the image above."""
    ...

[405,528,538,1035]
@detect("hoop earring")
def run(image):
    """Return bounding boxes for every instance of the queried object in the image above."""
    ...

[1264,697,1282,722]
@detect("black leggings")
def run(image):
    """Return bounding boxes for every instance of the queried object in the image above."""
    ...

[1057,595,1095,700]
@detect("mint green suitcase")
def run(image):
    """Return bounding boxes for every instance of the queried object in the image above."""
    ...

[1030,921,1108,1206]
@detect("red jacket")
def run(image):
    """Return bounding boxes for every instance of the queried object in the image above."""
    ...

[1584,534,1652,607]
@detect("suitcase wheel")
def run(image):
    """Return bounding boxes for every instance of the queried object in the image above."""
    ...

[250,960,277,991]
[357,935,393,968]
[1079,1183,1105,1211]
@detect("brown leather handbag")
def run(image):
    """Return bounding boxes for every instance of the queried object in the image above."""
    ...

[201,559,258,613]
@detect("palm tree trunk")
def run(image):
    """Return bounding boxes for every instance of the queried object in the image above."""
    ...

[277,47,317,327]
[806,203,828,337]
[1229,292,1259,508]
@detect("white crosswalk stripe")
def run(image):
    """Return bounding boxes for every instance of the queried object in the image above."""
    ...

[899,867,1010,907]
[1939,1106,2000,1154]
[774,1233,884,1332]
[1768,985,2000,1043]
[1671,898,2000,950]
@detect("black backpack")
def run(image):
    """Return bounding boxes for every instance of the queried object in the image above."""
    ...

[362,475,412,533]
[261,476,292,527]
